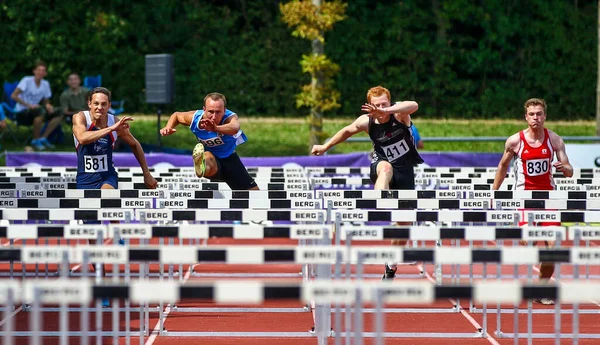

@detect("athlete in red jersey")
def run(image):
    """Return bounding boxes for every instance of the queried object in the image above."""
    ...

[492,98,573,305]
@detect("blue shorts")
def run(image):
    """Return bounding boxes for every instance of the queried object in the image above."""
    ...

[76,173,118,190]
[77,173,118,224]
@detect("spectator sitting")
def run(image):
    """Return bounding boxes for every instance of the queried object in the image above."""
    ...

[411,124,424,149]
[60,73,89,124]
[11,60,63,150]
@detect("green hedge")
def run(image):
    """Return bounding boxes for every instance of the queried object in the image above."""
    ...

[1,0,596,118]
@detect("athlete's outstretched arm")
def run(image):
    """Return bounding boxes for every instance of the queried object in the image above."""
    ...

[200,114,240,136]
[160,111,195,136]
[117,127,158,189]
[311,115,369,156]
[72,112,132,146]
[551,133,573,177]
[492,134,519,190]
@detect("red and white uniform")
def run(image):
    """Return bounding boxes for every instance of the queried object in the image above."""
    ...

[513,128,558,227]
[513,128,555,191]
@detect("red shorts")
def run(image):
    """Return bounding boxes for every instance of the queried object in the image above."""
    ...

[517,208,561,227]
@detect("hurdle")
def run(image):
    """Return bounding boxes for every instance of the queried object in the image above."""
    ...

[2,165,599,343]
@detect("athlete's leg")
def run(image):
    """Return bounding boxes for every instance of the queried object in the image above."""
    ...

[219,152,259,191]
[374,161,393,190]
[203,152,219,177]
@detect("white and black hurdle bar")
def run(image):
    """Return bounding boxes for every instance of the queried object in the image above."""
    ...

[5,196,600,211]
[1,277,599,343]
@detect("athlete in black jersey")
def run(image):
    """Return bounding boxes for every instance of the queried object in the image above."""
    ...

[311,86,423,280]
[311,86,422,187]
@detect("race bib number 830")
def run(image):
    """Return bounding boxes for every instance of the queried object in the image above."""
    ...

[84,155,108,173]
[382,139,409,162]
[525,158,549,176]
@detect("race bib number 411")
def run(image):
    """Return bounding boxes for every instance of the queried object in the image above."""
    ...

[382,139,409,162]
[201,137,224,147]
[526,158,549,177]
[84,155,108,173]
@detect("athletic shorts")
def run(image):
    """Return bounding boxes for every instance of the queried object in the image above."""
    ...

[369,160,415,190]
[210,152,257,190]
[76,173,118,190]
[76,173,118,224]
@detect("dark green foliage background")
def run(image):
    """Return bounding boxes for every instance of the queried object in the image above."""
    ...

[1,0,596,119]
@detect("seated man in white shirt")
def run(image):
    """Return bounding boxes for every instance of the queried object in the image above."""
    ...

[11,60,63,150]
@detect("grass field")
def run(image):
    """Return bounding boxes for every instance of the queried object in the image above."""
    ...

[0,115,596,163]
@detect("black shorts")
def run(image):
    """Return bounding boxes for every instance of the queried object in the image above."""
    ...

[210,152,257,190]
[369,160,415,190]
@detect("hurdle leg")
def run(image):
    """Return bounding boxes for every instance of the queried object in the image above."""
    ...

[495,240,503,336]
[139,259,146,344]
[4,287,14,345]
[333,251,342,345]
[59,251,69,345]
[125,247,131,345]
[374,288,385,345]
[573,229,581,345]
[353,253,364,345]
[344,232,353,345]
[526,240,534,345]
[81,252,90,345]
[30,288,41,345]
[158,238,166,335]
[112,230,120,345]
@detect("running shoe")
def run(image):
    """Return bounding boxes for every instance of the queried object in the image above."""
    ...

[382,263,397,280]
[193,143,206,178]
[533,298,554,305]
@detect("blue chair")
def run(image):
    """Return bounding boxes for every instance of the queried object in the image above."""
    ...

[83,75,102,89]
[84,75,125,115]
[0,81,21,143]
[109,99,126,115]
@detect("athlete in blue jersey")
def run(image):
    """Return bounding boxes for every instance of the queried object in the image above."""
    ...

[160,92,257,190]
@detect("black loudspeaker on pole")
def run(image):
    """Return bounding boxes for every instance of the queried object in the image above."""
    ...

[145,54,174,150]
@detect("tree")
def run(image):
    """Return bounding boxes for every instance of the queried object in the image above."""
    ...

[280,0,347,153]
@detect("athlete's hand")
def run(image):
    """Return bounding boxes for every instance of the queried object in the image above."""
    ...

[361,103,387,118]
[160,126,177,136]
[200,118,217,132]
[111,116,133,131]
[311,145,327,156]
[553,161,567,175]
[144,173,158,189]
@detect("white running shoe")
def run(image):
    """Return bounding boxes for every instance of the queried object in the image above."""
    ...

[193,143,206,178]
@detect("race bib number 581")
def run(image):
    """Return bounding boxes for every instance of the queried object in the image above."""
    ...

[84,155,108,173]
[525,158,549,176]
[382,139,409,162]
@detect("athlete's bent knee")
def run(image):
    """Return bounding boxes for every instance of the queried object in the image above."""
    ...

[203,152,218,177]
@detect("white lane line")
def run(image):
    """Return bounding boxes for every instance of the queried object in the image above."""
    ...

[144,264,195,345]
[418,264,500,345]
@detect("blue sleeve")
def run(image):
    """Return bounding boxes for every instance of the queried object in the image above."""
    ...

[189,110,203,132]
[0,107,5,121]
[221,109,237,124]
[411,125,421,145]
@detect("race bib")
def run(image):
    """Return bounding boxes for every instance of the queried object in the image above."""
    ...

[200,136,224,147]
[525,158,549,176]
[84,155,108,173]
[382,139,409,162]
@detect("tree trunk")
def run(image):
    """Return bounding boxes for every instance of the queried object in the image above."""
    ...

[597,0,600,135]
[308,0,324,153]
